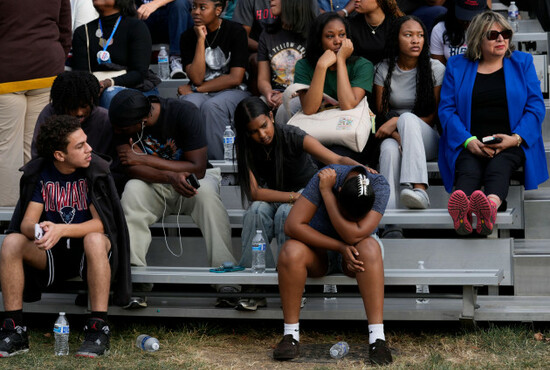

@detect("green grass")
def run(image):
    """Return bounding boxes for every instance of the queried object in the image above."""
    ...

[4,317,550,369]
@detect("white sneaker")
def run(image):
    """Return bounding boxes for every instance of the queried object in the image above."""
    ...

[400,188,430,209]
[170,56,186,79]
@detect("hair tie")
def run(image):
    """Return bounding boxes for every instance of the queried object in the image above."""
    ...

[358,174,370,197]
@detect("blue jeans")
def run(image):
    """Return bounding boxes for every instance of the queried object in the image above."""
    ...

[99,86,159,109]
[143,0,193,55]
[239,201,293,268]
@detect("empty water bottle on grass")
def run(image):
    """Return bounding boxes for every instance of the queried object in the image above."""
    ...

[54,312,69,356]
[416,260,430,304]
[158,46,169,80]
[136,334,160,352]
[329,341,349,359]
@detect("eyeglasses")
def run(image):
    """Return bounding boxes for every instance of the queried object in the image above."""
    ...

[486,29,513,41]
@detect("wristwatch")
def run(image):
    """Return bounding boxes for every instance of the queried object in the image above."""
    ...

[190,84,198,93]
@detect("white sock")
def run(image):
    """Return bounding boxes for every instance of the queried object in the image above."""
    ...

[284,322,299,342]
[368,324,385,344]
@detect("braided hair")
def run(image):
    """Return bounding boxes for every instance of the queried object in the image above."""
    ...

[379,15,436,119]
[50,71,100,115]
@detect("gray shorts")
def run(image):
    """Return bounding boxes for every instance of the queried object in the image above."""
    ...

[326,234,384,275]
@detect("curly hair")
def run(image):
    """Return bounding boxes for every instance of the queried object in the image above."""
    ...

[36,115,82,160]
[50,71,100,115]
[380,16,436,118]
[305,12,351,67]
[376,0,404,19]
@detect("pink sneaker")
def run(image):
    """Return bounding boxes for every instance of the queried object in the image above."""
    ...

[448,190,472,235]
[470,190,497,235]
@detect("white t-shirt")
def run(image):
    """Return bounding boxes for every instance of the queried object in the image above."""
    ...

[430,22,467,62]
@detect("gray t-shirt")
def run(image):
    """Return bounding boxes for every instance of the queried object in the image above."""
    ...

[301,165,390,240]
[374,58,445,115]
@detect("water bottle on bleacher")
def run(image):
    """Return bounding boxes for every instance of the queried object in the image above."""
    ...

[223,125,235,161]
[251,230,266,273]
[416,261,430,304]
[508,1,519,32]
[157,46,170,80]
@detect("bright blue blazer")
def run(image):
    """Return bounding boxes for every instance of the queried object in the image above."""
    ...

[438,51,548,192]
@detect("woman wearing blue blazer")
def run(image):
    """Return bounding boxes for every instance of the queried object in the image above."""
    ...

[438,11,548,236]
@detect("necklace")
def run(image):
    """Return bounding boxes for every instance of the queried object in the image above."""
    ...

[366,21,382,35]
[205,20,222,48]
[263,145,274,160]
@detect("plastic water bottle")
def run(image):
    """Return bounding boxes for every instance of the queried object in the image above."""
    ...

[508,1,519,32]
[223,125,235,161]
[416,260,430,304]
[136,334,160,352]
[53,312,69,356]
[329,341,349,359]
[324,284,337,301]
[251,230,266,273]
[158,46,170,80]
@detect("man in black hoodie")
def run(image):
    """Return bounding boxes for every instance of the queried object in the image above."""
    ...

[0,115,130,359]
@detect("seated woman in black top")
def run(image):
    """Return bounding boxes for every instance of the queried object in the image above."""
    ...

[178,0,251,160]
[72,0,158,109]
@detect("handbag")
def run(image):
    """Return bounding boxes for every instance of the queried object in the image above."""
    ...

[283,83,374,152]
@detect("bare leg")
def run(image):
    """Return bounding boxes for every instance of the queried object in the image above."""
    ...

[352,236,385,324]
[277,239,327,324]
[83,233,111,312]
[0,234,46,311]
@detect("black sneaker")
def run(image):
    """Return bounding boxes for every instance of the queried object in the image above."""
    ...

[0,319,29,357]
[369,339,393,365]
[75,318,110,358]
[273,334,299,361]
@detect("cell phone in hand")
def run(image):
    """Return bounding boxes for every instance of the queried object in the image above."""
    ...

[35,224,44,240]
[186,173,200,189]
[482,136,503,145]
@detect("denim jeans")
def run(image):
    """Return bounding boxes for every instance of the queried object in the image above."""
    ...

[143,0,193,55]
[99,86,159,109]
[239,201,293,268]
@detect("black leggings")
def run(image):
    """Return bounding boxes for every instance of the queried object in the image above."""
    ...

[454,147,525,201]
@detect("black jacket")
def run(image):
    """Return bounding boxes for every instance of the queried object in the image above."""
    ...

[8,153,131,306]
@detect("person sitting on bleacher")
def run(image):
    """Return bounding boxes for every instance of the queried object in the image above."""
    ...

[439,11,548,236]
[274,165,392,365]
[108,90,237,296]
[30,71,127,193]
[374,16,444,229]
[233,97,362,310]
[0,115,131,358]
[178,0,251,160]
[134,0,193,78]
[71,0,160,109]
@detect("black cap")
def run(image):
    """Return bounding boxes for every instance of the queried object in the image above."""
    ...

[455,0,487,21]
[108,89,151,127]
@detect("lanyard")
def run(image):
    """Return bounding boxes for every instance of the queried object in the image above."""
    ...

[98,16,122,52]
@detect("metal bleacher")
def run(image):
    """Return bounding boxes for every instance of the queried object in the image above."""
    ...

[2,4,550,323]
